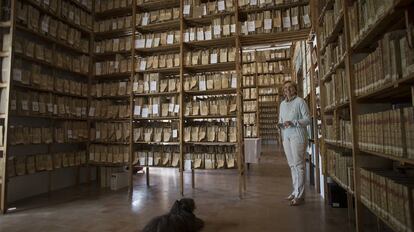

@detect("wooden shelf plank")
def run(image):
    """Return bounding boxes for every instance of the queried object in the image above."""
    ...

[135,44,180,54]
[134,116,179,121]
[95,8,132,20]
[91,141,130,145]
[11,114,88,121]
[0,21,11,28]
[94,95,130,100]
[356,73,414,102]
[185,114,237,119]
[360,149,414,165]
[184,88,236,95]
[137,0,180,12]
[330,175,354,195]
[134,142,180,145]
[184,12,235,26]
[134,91,179,97]
[240,29,310,46]
[136,20,180,33]
[94,72,132,80]
[94,28,133,39]
[136,67,180,74]
[185,142,237,146]
[184,37,236,49]
[185,62,236,73]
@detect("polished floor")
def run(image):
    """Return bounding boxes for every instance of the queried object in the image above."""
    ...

[0,146,353,232]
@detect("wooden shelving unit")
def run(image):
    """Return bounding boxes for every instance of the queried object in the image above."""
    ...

[0,0,313,212]
[316,0,414,231]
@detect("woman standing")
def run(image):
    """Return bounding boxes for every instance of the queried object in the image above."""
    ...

[278,81,311,206]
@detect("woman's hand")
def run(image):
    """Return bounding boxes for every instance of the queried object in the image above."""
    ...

[284,121,293,128]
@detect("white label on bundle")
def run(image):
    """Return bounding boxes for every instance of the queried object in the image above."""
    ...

[152,104,159,114]
[174,104,180,113]
[153,38,160,47]
[142,107,149,118]
[184,32,190,42]
[292,16,298,26]
[133,82,139,92]
[47,103,53,112]
[22,100,28,111]
[82,107,87,116]
[188,32,195,42]
[41,19,49,32]
[112,21,117,30]
[146,38,153,48]
[144,82,149,92]
[283,17,291,28]
[250,0,257,5]
[53,104,58,115]
[231,76,237,88]
[241,24,248,34]
[303,14,310,25]
[199,80,206,91]
[96,130,101,139]
[89,107,95,117]
[183,5,191,15]
[172,129,178,138]
[223,25,230,35]
[168,103,174,112]
[247,21,255,32]
[150,81,157,92]
[231,24,236,33]
[264,19,272,30]
[167,34,174,44]
[213,25,221,35]
[13,69,22,82]
[205,30,212,40]
[11,100,16,111]
[134,105,141,115]
[218,1,225,11]
[142,16,149,26]
[210,53,218,64]
[119,82,126,90]
[68,129,73,139]
[135,39,145,48]
[76,107,81,117]
[32,101,39,112]
[140,60,147,70]
[197,31,204,41]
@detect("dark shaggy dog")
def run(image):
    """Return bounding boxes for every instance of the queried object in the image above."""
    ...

[142,198,204,232]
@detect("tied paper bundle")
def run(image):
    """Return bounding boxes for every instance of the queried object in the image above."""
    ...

[26,155,36,174]
[216,154,225,169]
[53,153,63,169]
[226,153,236,168]
[191,126,200,142]
[204,154,215,169]
[207,125,216,142]
[15,156,26,176]
[193,154,203,169]
[162,152,171,166]
[172,153,180,167]
[153,152,162,166]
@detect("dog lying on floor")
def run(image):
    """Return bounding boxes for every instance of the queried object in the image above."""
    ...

[142,198,204,232]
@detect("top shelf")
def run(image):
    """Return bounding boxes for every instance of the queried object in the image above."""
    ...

[137,0,180,12]
[351,0,410,53]
[239,0,310,15]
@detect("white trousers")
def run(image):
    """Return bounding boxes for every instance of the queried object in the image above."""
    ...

[282,136,306,199]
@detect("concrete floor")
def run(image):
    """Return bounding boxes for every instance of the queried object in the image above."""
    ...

[0,146,354,232]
